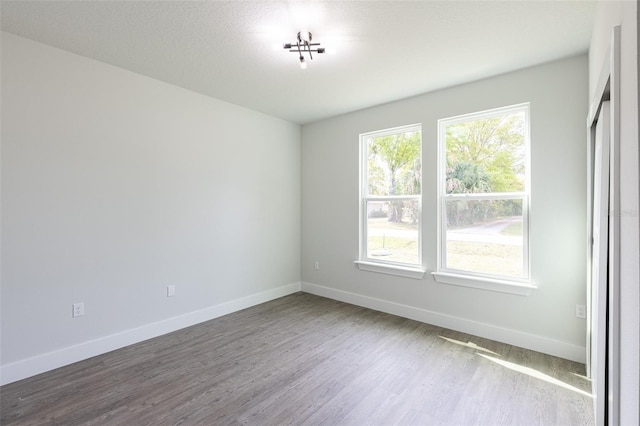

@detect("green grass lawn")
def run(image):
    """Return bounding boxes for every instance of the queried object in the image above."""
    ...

[366,218,524,276]
[367,235,419,264]
[446,241,523,276]
[500,221,523,236]
[368,218,417,230]
[367,218,419,264]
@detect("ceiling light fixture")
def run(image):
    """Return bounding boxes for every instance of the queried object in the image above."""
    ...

[283,30,325,69]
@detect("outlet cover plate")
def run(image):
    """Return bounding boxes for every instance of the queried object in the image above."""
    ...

[72,302,85,317]
[167,285,176,297]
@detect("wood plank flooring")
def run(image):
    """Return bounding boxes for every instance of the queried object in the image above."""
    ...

[0,292,594,425]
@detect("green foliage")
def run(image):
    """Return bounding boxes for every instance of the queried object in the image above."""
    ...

[446,199,522,228]
[446,162,491,194]
[367,131,421,222]
[445,112,525,227]
[368,208,388,218]
[446,113,525,194]
[368,131,421,197]
[487,151,524,192]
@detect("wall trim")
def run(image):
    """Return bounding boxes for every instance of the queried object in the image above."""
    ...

[0,282,301,386]
[301,281,586,363]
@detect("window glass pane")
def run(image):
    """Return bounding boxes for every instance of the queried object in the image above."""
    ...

[367,131,421,196]
[445,199,524,277]
[367,200,419,265]
[445,112,525,194]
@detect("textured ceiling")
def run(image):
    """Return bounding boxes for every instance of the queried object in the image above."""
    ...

[1,1,597,124]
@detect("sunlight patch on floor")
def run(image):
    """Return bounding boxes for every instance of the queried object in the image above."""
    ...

[439,336,500,356]
[477,353,592,397]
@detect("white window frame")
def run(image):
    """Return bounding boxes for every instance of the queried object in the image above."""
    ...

[433,104,536,295]
[355,124,425,279]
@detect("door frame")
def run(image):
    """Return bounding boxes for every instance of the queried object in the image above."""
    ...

[586,25,621,425]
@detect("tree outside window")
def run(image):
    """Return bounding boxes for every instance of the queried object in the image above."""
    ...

[439,104,530,279]
[361,125,422,266]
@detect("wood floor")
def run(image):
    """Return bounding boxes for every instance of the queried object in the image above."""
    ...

[1,292,593,425]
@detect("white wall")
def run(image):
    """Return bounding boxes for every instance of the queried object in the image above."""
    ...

[0,33,301,384]
[301,55,589,362]
[589,1,639,424]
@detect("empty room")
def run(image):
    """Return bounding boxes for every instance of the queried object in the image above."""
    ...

[1,1,638,425]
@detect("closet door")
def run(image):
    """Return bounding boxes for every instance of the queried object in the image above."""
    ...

[590,101,610,426]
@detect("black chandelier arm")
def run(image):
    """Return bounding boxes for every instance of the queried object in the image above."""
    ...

[286,49,325,54]
[284,42,321,49]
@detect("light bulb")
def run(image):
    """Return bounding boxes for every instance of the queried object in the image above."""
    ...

[298,30,311,44]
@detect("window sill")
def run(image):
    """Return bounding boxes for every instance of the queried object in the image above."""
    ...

[431,272,536,296]
[354,261,426,279]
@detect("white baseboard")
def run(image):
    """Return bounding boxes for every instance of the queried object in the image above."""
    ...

[301,282,586,363]
[0,282,301,386]
[2,280,585,386]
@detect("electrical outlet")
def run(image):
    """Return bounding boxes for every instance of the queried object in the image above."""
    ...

[72,302,85,317]
[314,261,320,270]
[575,304,586,319]
[167,285,176,297]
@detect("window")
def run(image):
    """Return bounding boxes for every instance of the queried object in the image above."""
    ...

[357,124,423,277]
[436,104,531,289]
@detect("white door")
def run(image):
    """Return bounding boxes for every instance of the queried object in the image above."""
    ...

[590,101,610,425]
